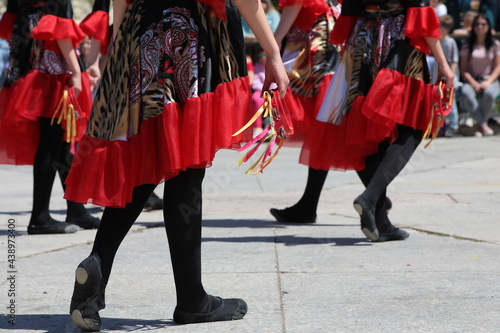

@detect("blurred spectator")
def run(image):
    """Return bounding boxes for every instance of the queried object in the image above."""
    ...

[452,10,479,36]
[242,0,281,40]
[427,15,460,137]
[459,13,500,136]
[448,0,495,31]
[0,38,9,88]
[439,15,461,137]
[431,0,447,17]
[494,1,500,31]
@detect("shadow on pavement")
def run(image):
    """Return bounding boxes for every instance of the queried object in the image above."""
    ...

[203,235,371,247]
[135,219,355,230]
[0,314,175,332]
[202,219,355,229]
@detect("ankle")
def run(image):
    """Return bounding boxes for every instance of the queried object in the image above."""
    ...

[173,294,248,324]
[67,202,89,219]
[29,215,58,227]
[285,202,316,216]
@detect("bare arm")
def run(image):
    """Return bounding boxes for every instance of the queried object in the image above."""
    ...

[425,37,454,88]
[56,39,82,96]
[273,3,303,48]
[449,61,457,74]
[233,0,289,97]
[113,0,128,40]
[482,54,500,88]
[84,38,102,91]
[84,38,101,68]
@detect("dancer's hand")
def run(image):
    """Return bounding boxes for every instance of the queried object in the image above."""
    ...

[425,37,454,89]
[263,52,289,98]
[69,72,82,97]
[233,0,289,98]
[438,63,455,89]
[57,38,83,96]
[87,63,101,91]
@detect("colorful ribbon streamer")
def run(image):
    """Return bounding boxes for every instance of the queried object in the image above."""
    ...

[232,90,293,174]
[423,81,454,148]
[51,89,78,154]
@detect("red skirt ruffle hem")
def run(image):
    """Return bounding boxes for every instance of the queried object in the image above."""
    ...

[283,74,333,146]
[300,69,438,171]
[64,77,253,208]
[0,71,92,165]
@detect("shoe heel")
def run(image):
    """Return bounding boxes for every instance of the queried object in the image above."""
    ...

[76,266,89,285]
[353,202,363,216]
[70,255,105,332]
[353,195,379,241]
[71,309,102,332]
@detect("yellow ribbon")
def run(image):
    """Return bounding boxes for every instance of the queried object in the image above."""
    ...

[232,90,288,174]
[232,91,272,137]
[51,89,78,153]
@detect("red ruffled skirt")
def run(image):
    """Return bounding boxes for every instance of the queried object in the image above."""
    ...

[65,78,252,208]
[281,3,340,147]
[0,70,92,165]
[301,10,438,171]
[64,0,253,208]
[301,68,439,171]
[283,75,333,146]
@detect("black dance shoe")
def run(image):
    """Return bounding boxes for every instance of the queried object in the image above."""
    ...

[173,294,248,324]
[375,228,410,242]
[144,192,163,211]
[66,213,100,229]
[353,195,379,241]
[70,255,106,332]
[269,207,316,223]
[27,220,79,234]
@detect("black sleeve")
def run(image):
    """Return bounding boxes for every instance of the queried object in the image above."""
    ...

[341,0,363,16]
[92,0,111,13]
[403,0,430,8]
[44,0,73,18]
[6,0,21,15]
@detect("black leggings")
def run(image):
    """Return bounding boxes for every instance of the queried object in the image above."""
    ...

[357,124,422,229]
[91,168,207,311]
[30,118,86,225]
[296,125,422,231]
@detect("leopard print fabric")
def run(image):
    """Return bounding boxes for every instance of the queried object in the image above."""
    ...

[285,0,340,98]
[87,0,243,141]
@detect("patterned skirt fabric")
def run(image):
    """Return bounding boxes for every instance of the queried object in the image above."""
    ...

[65,0,253,208]
[0,12,92,165]
[301,10,434,171]
[281,0,341,145]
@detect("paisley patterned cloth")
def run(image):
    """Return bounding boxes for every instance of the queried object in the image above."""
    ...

[300,0,441,171]
[64,0,253,208]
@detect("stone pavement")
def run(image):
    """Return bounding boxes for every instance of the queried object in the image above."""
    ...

[0,136,499,332]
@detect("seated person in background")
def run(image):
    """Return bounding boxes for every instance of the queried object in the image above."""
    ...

[459,13,500,136]
[452,10,479,36]
[439,15,461,137]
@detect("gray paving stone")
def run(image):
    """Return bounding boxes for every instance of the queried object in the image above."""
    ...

[1,136,499,332]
